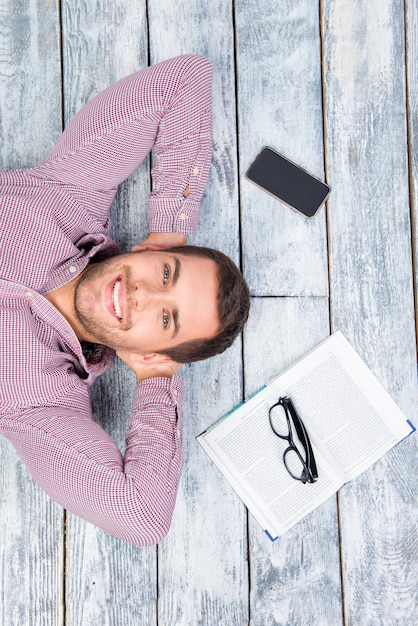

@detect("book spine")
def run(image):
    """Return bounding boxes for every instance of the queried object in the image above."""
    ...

[200,386,266,435]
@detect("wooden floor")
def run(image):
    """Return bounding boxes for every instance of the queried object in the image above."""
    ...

[1,1,417,624]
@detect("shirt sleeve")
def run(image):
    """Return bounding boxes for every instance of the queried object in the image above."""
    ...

[35,54,213,235]
[1,375,185,546]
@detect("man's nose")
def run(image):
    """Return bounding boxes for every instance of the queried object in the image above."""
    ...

[132,282,160,311]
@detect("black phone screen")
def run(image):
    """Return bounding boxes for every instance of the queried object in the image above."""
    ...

[246,147,330,217]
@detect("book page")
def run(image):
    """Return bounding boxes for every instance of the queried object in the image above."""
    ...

[267,335,412,479]
[202,392,342,535]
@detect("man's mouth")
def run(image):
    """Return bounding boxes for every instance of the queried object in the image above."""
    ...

[112,278,122,320]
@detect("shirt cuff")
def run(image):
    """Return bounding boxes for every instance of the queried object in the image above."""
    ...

[133,374,184,418]
[147,196,200,234]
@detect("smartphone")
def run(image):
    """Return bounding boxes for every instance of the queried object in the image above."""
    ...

[246,147,330,217]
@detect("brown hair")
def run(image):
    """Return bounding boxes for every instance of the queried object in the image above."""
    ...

[157,245,250,363]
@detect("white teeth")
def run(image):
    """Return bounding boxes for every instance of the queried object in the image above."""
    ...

[112,279,122,320]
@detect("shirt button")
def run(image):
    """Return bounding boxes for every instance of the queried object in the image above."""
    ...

[193,167,199,175]
[26,291,34,298]
[179,213,188,221]
[69,265,77,274]
[172,389,178,397]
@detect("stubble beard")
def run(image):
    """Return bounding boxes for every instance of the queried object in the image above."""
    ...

[74,257,134,348]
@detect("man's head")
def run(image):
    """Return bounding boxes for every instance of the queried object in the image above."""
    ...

[74,245,250,363]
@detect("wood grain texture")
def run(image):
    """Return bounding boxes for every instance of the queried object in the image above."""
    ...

[1,1,417,624]
[236,2,340,618]
[0,0,62,168]
[406,0,418,330]
[0,1,64,625]
[322,0,418,623]
[147,1,248,624]
[59,2,158,625]
[244,297,343,626]
[235,0,329,298]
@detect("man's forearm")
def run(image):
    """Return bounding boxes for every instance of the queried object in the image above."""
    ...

[1,376,184,546]
[36,54,213,237]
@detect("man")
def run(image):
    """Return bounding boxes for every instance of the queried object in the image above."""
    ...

[0,55,249,545]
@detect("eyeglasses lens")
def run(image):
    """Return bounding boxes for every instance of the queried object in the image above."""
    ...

[284,447,307,480]
[269,404,289,437]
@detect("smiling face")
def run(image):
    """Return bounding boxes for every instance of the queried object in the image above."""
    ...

[73,250,220,355]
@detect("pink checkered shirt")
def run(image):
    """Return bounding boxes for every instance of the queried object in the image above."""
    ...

[0,54,213,545]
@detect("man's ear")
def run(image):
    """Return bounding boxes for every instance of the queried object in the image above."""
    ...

[129,352,173,366]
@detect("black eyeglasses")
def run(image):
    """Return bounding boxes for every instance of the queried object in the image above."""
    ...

[268,396,318,484]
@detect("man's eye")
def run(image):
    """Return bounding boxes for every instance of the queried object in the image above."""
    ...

[163,265,170,284]
[163,311,169,329]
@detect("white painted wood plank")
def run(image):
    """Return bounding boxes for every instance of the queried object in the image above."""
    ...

[322,1,418,623]
[0,0,62,168]
[244,297,343,626]
[59,2,159,625]
[147,2,248,625]
[236,1,343,622]
[0,2,64,625]
[406,0,418,327]
[236,0,329,297]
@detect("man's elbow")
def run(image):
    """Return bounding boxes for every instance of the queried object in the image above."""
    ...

[127,517,172,547]
[122,494,176,547]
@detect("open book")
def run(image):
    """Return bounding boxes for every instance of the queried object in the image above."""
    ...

[197,331,415,540]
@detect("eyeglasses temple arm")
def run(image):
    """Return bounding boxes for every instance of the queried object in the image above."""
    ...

[285,399,318,478]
